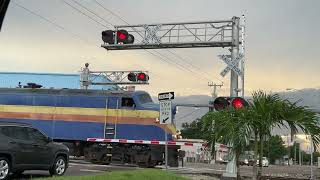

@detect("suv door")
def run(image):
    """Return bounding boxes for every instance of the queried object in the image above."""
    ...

[1,126,35,167]
[26,127,52,167]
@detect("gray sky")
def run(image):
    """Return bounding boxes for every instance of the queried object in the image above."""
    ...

[1,0,319,96]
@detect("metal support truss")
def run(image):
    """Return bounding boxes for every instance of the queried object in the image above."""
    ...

[102,19,235,50]
[81,70,149,86]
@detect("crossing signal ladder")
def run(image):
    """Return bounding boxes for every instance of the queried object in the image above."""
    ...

[213,97,248,111]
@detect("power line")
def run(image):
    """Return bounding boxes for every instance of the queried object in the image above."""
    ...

[60,1,161,80]
[92,0,204,79]
[92,0,222,82]
[93,0,129,25]
[92,0,216,82]
[145,50,189,73]
[12,1,95,46]
[151,50,212,81]
[70,0,113,27]
[12,1,160,81]
[167,49,224,83]
[61,0,110,28]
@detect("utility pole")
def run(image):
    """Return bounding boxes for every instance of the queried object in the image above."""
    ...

[208,82,223,98]
[208,82,223,163]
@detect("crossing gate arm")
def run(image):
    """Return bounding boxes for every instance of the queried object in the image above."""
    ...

[87,138,207,147]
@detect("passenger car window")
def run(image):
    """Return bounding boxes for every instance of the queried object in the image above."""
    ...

[121,98,135,108]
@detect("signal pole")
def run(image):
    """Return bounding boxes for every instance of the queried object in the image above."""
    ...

[223,16,240,179]
[230,16,240,98]
[100,17,244,179]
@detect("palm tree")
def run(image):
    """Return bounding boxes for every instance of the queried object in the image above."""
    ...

[250,91,320,179]
[202,108,258,179]
[202,91,320,180]
[250,91,284,179]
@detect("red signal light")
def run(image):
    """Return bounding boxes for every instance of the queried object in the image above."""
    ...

[137,73,149,81]
[231,97,248,109]
[117,31,127,40]
[137,73,145,80]
[232,98,244,109]
[117,29,129,43]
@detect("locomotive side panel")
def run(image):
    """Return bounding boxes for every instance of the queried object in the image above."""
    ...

[0,90,176,141]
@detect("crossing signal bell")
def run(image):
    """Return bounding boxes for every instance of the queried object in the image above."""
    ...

[102,29,134,44]
[213,97,248,111]
[127,72,149,82]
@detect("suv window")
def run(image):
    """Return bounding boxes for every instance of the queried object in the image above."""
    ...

[1,126,47,143]
[27,128,47,143]
[1,126,31,141]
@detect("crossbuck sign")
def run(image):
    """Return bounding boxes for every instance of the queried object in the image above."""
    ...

[218,54,243,77]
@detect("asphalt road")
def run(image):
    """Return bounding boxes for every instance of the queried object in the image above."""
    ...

[9,159,320,180]
[11,159,143,179]
[177,162,320,179]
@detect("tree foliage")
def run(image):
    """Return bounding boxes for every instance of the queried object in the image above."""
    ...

[181,119,205,139]
[201,90,320,180]
[263,135,287,164]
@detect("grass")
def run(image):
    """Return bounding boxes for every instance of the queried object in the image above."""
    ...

[36,169,189,180]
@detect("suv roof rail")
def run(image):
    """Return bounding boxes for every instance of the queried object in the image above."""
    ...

[0,121,32,127]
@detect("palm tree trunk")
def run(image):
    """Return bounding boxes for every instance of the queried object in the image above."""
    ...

[258,133,264,179]
[253,131,258,180]
[236,150,241,180]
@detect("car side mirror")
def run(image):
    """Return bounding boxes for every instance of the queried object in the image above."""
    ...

[46,137,53,143]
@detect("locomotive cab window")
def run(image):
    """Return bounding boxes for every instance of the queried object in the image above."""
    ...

[138,93,153,104]
[121,98,135,108]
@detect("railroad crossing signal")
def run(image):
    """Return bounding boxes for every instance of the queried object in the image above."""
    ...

[102,29,134,44]
[213,96,248,111]
[218,54,243,77]
[127,72,149,82]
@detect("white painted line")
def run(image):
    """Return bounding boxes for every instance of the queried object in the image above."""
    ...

[69,163,111,168]
[160,167,225,172]
[80,169,105,173]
